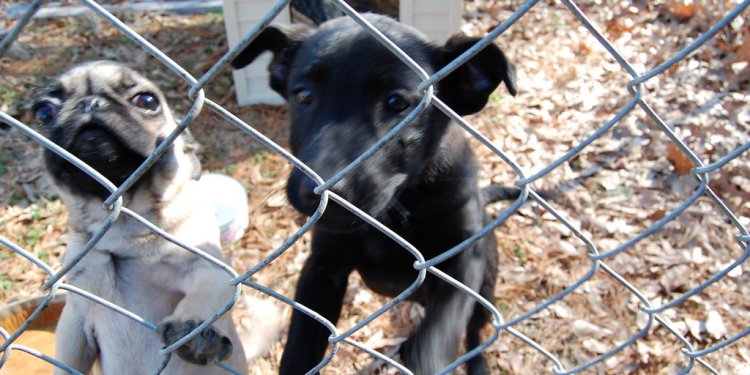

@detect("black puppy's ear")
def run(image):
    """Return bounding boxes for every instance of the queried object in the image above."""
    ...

[231,24,311,99]
[438,35,517,115]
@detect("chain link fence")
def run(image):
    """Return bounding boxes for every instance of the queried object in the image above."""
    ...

[1,0,750,374]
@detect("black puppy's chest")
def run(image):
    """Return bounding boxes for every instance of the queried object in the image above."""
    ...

[349,214,478,300]
[356,233,421,297]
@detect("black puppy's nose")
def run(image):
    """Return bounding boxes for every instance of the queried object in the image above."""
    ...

[287,172,320,215]
[75,96,108,114]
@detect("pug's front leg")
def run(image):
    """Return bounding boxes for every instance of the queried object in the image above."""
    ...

[158,266,238,366]
[54,299,97,375]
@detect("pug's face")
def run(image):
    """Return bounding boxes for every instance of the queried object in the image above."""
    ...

[32,61,185,199]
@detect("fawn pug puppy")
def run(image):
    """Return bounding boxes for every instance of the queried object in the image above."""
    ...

[33,61,247,374]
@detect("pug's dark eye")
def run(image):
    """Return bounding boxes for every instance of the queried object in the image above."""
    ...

[33,102,59,125]
[294,88,312,105]
[131,92,160,111]
[385,94,409,112]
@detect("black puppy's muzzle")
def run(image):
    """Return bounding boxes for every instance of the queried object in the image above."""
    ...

[286,168,319,216]
[286,168,365,231]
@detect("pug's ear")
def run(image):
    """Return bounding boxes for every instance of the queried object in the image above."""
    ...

[231,24,313,99]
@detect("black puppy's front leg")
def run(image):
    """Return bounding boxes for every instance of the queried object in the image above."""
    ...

[402,247,487,375]
[280,248,353,375]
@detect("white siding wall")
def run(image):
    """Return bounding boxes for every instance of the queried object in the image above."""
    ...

[223,0,291,105]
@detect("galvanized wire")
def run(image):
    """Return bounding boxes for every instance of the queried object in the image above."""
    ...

[1,0,750,374]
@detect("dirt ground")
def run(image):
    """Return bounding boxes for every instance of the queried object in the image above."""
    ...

[1,0,750,374]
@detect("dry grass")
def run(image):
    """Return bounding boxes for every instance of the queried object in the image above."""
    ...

[1,0,750,373]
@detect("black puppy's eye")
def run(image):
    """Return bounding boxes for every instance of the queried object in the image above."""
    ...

[294,88,312,105]
[385,94,409,112]
[131,92,160,111]
[33,102,59,125]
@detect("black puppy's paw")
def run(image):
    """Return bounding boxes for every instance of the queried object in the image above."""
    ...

[466,356,489,375]
[399,337,489,375]
[398,338,423,373]
[158,319,233,365]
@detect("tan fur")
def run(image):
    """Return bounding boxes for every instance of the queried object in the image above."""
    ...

[38,61,249,375]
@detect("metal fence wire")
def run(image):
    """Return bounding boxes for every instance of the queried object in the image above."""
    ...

[1,0,750,374]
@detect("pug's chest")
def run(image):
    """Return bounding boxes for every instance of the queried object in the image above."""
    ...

[66,245,183,311]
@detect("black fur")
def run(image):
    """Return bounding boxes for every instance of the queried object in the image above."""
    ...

[234,14,517,375]
[45,123,148,198]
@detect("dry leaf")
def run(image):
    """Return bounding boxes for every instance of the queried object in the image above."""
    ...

[606,18,635,38]
[739,346,750,362]
[549,304,573,319]
[705,310,727,340]
[730,176,750,193]
[667,142,696,175]
[659,264,691,293]
[558,241,578,255]
[572,319,613,338]
[647,209,666,221]
[266,192,287,208]
[685,318,704,341]
[728,264,743,278]
[583,338,610,354]
[364,330,407,350]
[635,341,653,362]
[662,3,700,22]
[737,38,750,63]
[636,310,650,330]
[352,288,373,306]
[670,321,689,337]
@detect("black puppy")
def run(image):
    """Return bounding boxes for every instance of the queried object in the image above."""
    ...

[233,14,516,375]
